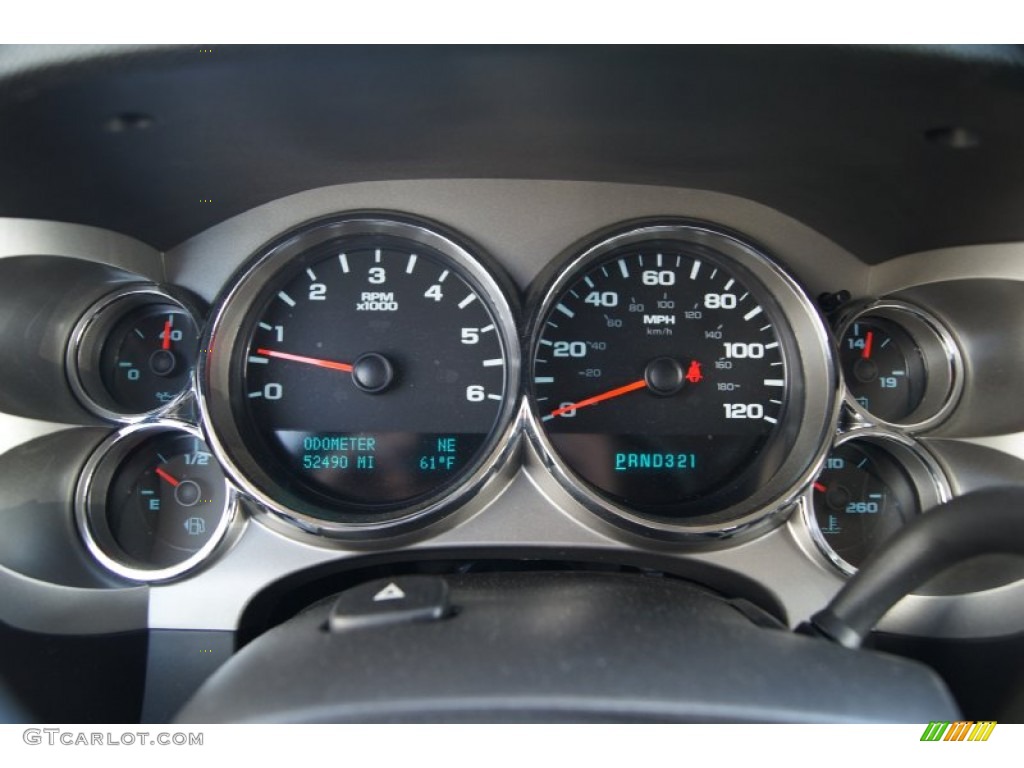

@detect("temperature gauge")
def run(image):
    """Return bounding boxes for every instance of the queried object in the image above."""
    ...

[69,286,201,421]
[804,431,950,575]
[76,424,236,581]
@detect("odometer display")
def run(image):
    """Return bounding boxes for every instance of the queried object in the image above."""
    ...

[528,223,837,534]
[201,217,519,533]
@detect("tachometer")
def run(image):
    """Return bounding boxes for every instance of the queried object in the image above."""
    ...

[200,215,519,538]
[525,222,837,540]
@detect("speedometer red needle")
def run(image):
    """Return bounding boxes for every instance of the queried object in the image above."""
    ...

[862,330,874,359]
[155,467,180,487]
[161,317,173,350]
[548,379,647,418]
[813,482,827,493]
[255,348,354,373]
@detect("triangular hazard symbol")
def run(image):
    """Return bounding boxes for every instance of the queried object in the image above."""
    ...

[373,582,406,602]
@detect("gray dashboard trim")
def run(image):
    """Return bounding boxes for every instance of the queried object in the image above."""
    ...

[5,180,1024,641]
[0,564,148,635]
[164,180,868,299]
[0,218,163,456]
[0,217,161,277]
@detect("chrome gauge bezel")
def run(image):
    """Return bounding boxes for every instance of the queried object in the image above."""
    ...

[66,284,202,423]
[834,299,963,433]
[523,221,840,543]
[198,214,522,542]
[75,420,240,583]
[796,427,952,577]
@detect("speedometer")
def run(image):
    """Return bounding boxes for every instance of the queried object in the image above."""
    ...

[525,222,838,540]
[200,215,520,538]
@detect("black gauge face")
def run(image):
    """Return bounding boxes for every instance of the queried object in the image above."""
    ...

[103,432,229,570]
[98,305,199,414]
[532,239,794,521]
[839,318,926,423]
[811,441,917,569]
[230,232,511,517]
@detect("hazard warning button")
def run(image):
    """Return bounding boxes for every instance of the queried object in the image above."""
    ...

[327,576,451,632]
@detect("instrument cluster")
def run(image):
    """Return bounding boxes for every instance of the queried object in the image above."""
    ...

[53,210,975,584]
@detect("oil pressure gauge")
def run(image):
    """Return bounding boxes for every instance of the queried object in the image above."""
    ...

[68,285,201,421]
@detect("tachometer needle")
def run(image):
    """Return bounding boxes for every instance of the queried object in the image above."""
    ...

[155,467,181,487]
[547,379,647,419]
[255,348,354,372]
[161,317,173,350]
[861,330,874,360]
[813,482,827,493]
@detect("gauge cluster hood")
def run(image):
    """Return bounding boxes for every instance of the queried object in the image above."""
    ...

[2,44,1024,725]
[3,44,1024,261]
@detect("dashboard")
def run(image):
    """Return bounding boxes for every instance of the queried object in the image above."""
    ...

[2,44,1024,723]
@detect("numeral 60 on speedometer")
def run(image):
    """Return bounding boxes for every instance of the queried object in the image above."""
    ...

[525,221,838,541]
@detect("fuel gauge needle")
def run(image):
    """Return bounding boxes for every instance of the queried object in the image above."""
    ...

[155,467,181,487]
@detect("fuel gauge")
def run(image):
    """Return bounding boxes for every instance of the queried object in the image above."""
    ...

[76,423,237,581]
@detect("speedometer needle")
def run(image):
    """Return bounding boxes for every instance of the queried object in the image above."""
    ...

[547,379,647,419]
[255,348,354,373]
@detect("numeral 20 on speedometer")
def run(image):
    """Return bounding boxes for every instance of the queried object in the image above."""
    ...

[526,222,837,538]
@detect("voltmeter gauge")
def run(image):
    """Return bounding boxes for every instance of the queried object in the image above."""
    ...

[68,286,201,421]
[840,318,926,422]
[836,301,962,432]
[76,423,237,582]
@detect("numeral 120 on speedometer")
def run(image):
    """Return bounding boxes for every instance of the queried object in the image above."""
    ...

[526,222,837,538]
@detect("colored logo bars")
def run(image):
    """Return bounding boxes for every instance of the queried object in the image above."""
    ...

[921,721,997,742]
